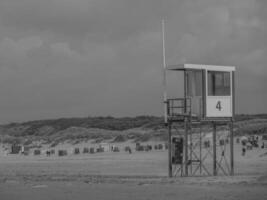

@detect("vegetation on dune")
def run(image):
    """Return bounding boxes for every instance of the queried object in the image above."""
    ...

[0,116,165,145]
[234,114,267,122]
[112,135,127,143]
[0,114,266,145]
[10,116,164,133]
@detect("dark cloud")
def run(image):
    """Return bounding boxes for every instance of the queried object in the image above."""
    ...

[0,0,266,123]
[0,0,169,41]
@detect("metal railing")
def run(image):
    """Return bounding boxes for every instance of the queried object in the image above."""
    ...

[166,98,192,118]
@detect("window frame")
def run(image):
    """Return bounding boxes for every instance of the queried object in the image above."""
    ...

[186,70,203,97]
[207,70,231,96]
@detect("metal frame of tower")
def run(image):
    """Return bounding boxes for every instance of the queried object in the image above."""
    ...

[166,108,234,177]
[164,70,235,177]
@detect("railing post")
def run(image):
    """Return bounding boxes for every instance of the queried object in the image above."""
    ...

[184,98,187,114]
[166,100,169,120]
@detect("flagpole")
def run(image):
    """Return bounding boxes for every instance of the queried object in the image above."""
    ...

[162,20,167,124]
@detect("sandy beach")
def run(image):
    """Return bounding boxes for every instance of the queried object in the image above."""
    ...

[0,140,266,200]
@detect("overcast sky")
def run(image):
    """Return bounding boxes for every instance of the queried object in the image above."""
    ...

[0,0,266,123]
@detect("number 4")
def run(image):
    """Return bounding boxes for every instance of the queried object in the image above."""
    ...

[216,101,222,111]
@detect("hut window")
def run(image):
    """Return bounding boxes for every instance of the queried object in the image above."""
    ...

[208,71,230,96]
[186,71,203,97]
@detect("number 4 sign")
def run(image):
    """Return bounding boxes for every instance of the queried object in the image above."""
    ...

[206,97,232,117]
[216,101,222,111]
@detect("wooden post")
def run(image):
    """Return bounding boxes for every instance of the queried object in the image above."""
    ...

[168,122,172,177]
[213,122,217,176]
[230,120,234,175]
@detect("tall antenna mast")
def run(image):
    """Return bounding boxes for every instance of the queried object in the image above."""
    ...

[162,19,167,124]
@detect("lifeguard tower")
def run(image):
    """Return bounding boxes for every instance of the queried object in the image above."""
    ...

[164,64,235,177]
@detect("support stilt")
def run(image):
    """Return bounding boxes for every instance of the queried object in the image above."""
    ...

[213,122,217,176]
[168,122,172,177]
[199,126,202,175]
[184,119,188,176]
[230,121,234,175]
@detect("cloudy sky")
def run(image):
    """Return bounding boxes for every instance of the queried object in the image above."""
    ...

[0,0,266,123]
